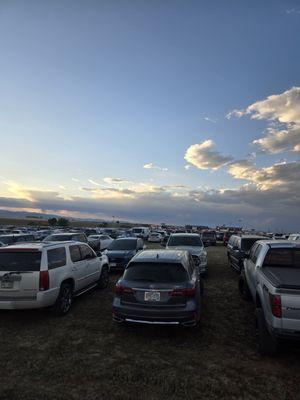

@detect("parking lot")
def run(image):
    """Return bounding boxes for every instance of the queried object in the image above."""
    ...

[0,244,299,400]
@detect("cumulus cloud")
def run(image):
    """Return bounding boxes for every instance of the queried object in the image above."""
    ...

[228,159,300,191]
[184,140,233,170]
[143,163,168,171]
[227,87,300,153]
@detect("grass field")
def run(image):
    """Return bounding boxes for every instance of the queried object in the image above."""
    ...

[0,245,300,400]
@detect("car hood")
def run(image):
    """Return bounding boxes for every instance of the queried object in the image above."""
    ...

[166,246,206,256]
[106,250,136,258]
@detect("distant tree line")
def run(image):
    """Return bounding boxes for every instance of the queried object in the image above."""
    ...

[48,217,69,227]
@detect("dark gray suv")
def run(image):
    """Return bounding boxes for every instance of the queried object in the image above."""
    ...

[113,250,203,327]
[227,235,268,272]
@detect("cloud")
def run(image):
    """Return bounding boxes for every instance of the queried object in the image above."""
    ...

[71,178,79,182]
[203,117,217,123]
[143,163,168,171]
[184,165,191,170]
[184,139,233,170]
[1,166,300,230]
[228,159,300,191]
[286,8,300,14]
[88,179,102,186]
[227,87,300,154]
[103,177,131,185]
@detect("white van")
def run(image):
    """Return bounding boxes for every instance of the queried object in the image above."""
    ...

[131,227,150,240]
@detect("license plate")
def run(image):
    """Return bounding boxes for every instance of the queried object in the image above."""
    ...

[1,281,13,289]
[144,291,160,302]
[110,263,117,267]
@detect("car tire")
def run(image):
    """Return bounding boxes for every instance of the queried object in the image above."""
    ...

[255,308,278,356]
[97,265,109,289]
[51,282,73,316]
[238,273,252,301]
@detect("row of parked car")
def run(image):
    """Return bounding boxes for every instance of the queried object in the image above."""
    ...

[0,231,207,317]
[227,233,300,356]
[1,225,299,356]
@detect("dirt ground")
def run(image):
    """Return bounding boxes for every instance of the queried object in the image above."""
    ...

[1,244,300,400]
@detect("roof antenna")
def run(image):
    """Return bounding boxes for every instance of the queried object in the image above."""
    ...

[156,253,159,259]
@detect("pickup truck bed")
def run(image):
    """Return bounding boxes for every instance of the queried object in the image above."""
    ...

[262,267,300,290]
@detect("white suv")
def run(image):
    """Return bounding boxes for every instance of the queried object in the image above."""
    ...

[0,241,109,315]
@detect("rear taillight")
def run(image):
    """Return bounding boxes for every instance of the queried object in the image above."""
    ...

[170,288,196,297]
[269,294,282,318]
[39,270,49,291]
[115,284,134,295]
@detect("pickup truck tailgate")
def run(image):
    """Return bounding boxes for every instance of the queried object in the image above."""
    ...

[281,291,300,330]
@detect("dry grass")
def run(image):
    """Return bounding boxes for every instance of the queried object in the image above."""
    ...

[0,245,299,400]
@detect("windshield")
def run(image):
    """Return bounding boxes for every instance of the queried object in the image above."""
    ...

[168,236,202,247]
[0,251,41,271]
[124,262,188,283]
[108,239,137,250]
[263,248,300,268]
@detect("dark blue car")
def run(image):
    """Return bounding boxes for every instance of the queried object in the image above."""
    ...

[105,238,145,271]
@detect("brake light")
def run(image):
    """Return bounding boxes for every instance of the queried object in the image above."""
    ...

[171,288,196,297]
[269,294,282,318]
[115,284,134,295]
[39,270,49,291]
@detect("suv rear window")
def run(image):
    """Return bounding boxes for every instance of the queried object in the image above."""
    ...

[124,262,188,283]
[263,248,300,268]
[47,248,66,269]
[168,236,202,247]
[108,239,137,250]
[0,251,41,271]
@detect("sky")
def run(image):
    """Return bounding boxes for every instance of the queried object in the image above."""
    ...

[0,0,300,231]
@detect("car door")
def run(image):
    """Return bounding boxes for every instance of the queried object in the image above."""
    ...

[69,245,88,291]
[246,243,262,296]
[79,244,100,286]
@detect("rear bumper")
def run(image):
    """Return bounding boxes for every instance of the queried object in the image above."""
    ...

[113,299,199,327]
[0,288,59,310]
[271,327,300,341]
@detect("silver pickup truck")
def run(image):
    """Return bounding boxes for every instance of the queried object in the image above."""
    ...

[239,240,300,355]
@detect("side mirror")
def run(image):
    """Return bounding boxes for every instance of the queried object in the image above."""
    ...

[244,252,250,259]
[96,251,102,258]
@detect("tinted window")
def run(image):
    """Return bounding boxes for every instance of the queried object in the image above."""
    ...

[70,245,82,262]
[80,245,95,259]
[241,238,263,252]
[0,251,41,271]
[108,239,137,250]
[202,232,216,238]
[124,262,188,283]
[0,236,15,245]
[264,248,300,268]
[48,248,66,269]
[253,244,262,264]
[249,243,258,262]
[168,236,202,247]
